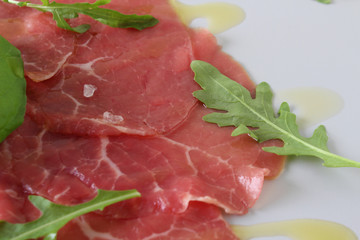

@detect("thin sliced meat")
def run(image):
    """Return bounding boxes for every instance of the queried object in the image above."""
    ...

[57,202,239,240]
[0,173,40,224]
[26,0,198,136]
[0,0,286,238]
[0,1,75,81]
[23,1,259,138]
[189,28,256,94]
[0,103,284,223]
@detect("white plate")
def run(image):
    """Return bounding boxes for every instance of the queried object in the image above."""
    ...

[182,0,360,238]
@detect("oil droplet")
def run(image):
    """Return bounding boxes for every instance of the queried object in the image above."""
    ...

[275,87,344,127]
[169,0,245,34]
[231,219,358,240]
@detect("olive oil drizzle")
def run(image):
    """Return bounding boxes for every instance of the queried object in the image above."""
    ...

[169,0,245,34]
[275,87,344,127]
[231,219,358,240]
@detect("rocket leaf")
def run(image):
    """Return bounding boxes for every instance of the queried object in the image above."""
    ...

[0,189,140,240]
[0,35,26,143]
[191,60,360,168]
[2,0,158,33]
[317,0,331,4]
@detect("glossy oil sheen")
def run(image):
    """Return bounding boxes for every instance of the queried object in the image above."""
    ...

[275,87,344,127]
[231,219,358,240]
[169,0,245,34]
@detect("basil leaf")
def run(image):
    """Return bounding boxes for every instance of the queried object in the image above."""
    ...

[191,60,360,168]
[0,189,140,240]
[0,35,26,143]
[3,0,158,33]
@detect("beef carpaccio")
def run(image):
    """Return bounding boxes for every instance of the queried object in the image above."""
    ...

[0,0,285,239]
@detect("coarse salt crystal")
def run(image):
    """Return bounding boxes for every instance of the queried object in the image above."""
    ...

[83,84,97,98]
[103,111,124,124]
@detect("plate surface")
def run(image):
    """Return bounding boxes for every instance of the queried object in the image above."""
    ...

[182,0,360,238]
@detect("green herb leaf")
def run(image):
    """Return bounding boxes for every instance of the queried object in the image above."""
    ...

[0,189,140,240]
[191,60,360,168]
[317,0,331,4]
[3,0,158,33]
[0,35,26,143]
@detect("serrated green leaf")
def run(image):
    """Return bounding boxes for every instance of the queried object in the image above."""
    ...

[0,35,26,143]
[231,124,258,140]
[3,0,158,33]
[0,189,140,240]
[317,0,331,4]
[191,60,360,168]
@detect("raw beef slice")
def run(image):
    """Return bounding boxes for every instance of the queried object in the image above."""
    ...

[0,1,75,81]
[0,106,283,238]
[0,104,283,223]
[26,0,200,136]
[0,0,286,239]
[57,202,240,240]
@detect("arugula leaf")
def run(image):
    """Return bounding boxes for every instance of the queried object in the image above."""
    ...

[191,60,360,168]
[3,0,158,33]
[0,35,26,143]
[0,189,140,240]
[317,0,331,4]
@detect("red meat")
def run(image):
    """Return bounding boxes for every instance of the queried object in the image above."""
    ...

[0,104,283,222]
[25,0,199,136]
[0,1,75,82]
[58,202,239,240]
[0,0,286,239]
